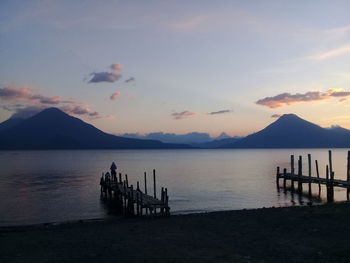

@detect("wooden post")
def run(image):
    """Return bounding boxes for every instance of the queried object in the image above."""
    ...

[308,154,312,195]
[328,150,333,177]
[330,171,335,202]
[125,174,129,188]
[290,155,295,191]
[136,191,140,216]
[144,172,148,215]
[315,160,321,194]
[347,151,350,200]
[123,182,127,214]
[130,184,134,215]
[326,165,330,202]
[298,156,303,192]
[144,172,148,195]
[119,173,122,184]
[165,188,169,216]
[161,187,164,214]
[140,193,143,216]
[276,166,280,188]
[347,151,350,181]
[153,169,156,198]
[136,181,140,216]
[283,168,287,189]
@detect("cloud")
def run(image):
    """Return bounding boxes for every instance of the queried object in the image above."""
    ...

[208,109,232,115]
[271,114,282,118]
[61,105,100,118]
[10,105,46,119]
[171,111,196,120]
[305,44,350,60]
[0,86,74,104]
[125,77,135,83]
[110,92,121,100]
[256,89,350,108]
[88,63,123,83]
[0,86,32,101]
[0,85,106,119]
[110,64,122,71]
[330,91,350,97]
[89,72,122,83]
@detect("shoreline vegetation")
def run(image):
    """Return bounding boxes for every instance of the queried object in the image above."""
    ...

[2,203,350,262]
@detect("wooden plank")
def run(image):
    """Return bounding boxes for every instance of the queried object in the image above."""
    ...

[279,173,350,187]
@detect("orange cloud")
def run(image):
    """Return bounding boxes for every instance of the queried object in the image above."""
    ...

[271,114,282,118]
[171,111,196,120]
[256,89,350,108]
[110,64,122,71]
[0,85,107,119]
[0,86,74,105]
[110,92,121,100]
[208,109,232,115]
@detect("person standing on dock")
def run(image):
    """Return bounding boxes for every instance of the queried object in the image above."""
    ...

[100,174,104,193]
[110,162,117,182]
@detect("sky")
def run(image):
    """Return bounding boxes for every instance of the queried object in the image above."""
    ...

[1,0,350,137]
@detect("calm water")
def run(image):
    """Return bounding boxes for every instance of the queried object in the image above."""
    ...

[0,149,349,226]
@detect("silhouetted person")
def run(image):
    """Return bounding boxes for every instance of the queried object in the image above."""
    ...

[110,162,117,182]
[105,172,111,184]
[100,175,104,193]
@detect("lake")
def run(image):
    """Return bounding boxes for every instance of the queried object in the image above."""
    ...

[0,149,349,226]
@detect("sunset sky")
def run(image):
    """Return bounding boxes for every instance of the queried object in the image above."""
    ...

[1,0,350,136]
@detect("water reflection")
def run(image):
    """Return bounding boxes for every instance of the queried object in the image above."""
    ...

[0,149,349,226]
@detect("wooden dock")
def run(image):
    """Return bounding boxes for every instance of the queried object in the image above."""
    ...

[100,167,170,217]
[276,150,350,202]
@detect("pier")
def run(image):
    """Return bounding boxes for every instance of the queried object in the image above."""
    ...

[276,150,350,202]
[100,166,170,217]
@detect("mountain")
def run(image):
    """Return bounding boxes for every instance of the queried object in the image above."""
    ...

[0,108,190,149]
[223,114,350,148]
[120,132,239,146]
[121,132,212,144]
[0,117,24,131]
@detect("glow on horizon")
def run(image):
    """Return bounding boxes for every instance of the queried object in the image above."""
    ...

[1,0,350,137]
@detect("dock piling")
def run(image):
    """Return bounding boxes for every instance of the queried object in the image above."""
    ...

[298,156,303,192]
[329,150,333,176]
[315,160,321,193]
[308,154,312,195]
[347,151,350,200]
[153,169,156,199]
[125,174,129,187]
[99,167,170,217]
[276,150,350,202]
[290,155,295,191]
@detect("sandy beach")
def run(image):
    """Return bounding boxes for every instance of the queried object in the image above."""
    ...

[2,203,350,263]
